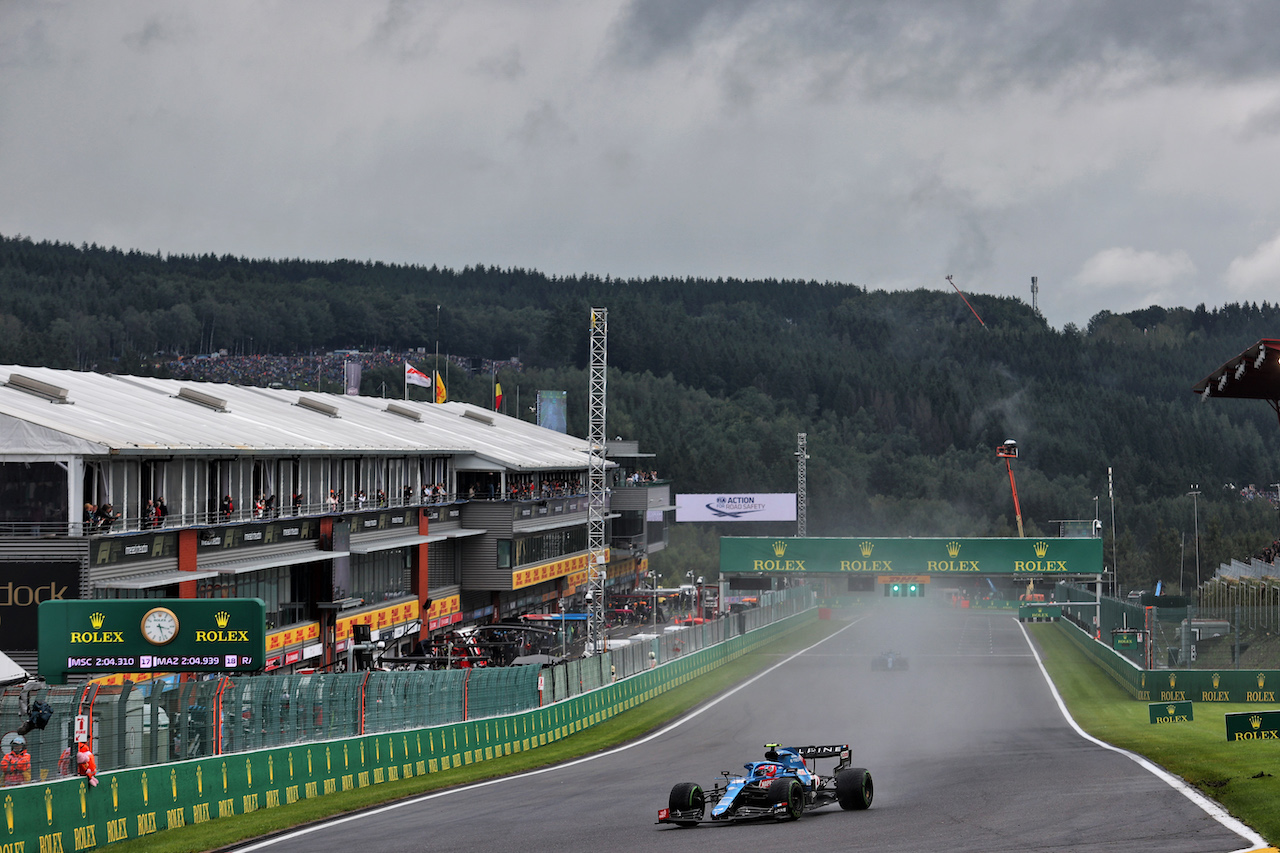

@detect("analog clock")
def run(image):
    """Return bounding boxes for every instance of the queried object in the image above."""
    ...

[140,606,179,645]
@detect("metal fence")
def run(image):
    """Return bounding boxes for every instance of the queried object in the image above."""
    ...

[1053,581,1280,671]
[1,587,813,782]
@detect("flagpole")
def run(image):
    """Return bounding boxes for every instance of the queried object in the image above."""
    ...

[434,305,440,403]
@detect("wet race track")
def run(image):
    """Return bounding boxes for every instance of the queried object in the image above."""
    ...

[238,603,1262,853]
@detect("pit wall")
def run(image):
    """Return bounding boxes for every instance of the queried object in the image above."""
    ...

[1054,619,1280,703]
[3,609,816,852]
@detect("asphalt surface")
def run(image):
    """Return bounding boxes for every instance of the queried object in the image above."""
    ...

[238,602,1262,853]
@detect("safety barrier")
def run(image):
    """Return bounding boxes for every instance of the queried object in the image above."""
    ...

[1055,618,1280,703]
[2,590,812,781]
[0,605,816,851]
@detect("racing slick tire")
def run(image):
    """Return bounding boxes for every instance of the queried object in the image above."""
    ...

[667,782,705,827]
[835,767,874,810]
[769,777,804,820]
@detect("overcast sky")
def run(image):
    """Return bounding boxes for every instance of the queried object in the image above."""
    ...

[5,1,1280,329]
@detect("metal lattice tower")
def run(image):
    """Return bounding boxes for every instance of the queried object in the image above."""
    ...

[586,308,609,653]
[796,432,808,537]
[1031,276,1040,315]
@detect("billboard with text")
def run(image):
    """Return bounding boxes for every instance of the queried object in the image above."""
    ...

[677,494,797,523]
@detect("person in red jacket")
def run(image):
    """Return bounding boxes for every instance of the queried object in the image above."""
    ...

[1,736,30,786]
[75,742,97,787]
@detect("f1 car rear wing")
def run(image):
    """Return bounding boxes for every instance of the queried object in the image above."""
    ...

[766,743,850,760]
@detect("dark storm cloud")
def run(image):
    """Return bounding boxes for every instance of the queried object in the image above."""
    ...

[611,0,1280,99]
[5,1,1280,329]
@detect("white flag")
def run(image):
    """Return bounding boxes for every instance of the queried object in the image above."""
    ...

[405,362,432,389]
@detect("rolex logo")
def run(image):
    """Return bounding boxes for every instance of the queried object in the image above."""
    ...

[1033,541,1049,558]
[1169,673,1177,688]
[1166,705,1176,715]
[1251,715,1263,730]
[1259,673,1266,689]
[772,541,787,557]
[1213,672,1221,689]
[89,612,105,629]
[860,541,874,557]
[946,541,961,557]
[215,611,231,629]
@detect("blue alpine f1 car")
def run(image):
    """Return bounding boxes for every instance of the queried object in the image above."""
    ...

[657,743,873,826]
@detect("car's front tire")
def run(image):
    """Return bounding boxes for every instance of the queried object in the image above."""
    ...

[769,777,804,820]
[667,781,705,827]
[836,767,873,810]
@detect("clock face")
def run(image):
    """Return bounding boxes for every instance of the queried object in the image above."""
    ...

[141,607,179,645]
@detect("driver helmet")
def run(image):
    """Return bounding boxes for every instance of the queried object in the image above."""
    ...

[754,763,779,778]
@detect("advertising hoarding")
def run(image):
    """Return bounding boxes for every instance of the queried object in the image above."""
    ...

[677,493,797,523]
[720,536,1103,576]
[38,598,266,682]
[0,560,81,650]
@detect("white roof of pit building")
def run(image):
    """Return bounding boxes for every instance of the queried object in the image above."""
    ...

[0,366,596,472]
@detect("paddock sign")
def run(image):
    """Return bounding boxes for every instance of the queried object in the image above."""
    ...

[0,560,81,650]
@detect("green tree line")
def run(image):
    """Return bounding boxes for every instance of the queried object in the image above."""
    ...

[4,233,1280,592]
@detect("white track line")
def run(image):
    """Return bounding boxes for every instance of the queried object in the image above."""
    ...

[233,615,869,852]
[1017,619,1270,853]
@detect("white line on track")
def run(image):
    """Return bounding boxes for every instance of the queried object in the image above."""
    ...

[232,614,870,853]
[1017,619,1270,853]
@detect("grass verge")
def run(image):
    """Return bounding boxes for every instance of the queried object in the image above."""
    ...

[105,616,846,853]
[1029,623,1280,846]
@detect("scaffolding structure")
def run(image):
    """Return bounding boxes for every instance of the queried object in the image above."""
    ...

[586,307,608,653]
[796,432,808,537]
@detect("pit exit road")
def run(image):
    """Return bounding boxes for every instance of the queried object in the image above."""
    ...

[236,605,1264,853]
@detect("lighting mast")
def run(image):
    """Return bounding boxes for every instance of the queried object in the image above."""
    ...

[795,433,808,537]
[586,308,609,654]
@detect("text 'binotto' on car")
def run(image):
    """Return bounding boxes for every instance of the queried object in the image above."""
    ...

[657,743,872,827]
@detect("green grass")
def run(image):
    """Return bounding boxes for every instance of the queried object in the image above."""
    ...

[1030,623,1280,846]
[104,617,846,853]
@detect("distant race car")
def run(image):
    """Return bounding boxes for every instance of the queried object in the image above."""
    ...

[871,651,908,671]
[657,743,872,826]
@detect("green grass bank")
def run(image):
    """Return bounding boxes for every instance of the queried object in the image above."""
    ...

[1029,623,1280,846]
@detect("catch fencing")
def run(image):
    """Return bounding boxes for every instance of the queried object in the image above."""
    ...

[1054,581,1280,671]
[1,587,813,780]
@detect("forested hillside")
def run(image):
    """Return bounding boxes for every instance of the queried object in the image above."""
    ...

[3,233,1280,593]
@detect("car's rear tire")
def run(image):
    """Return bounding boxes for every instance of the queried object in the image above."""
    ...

[769,777,804,820]
[668,781,705,827]
[836,767,873,810]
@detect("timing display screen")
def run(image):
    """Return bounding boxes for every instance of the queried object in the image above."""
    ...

[40,599,266,682]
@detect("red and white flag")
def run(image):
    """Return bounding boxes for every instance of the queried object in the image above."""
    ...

[405,362,432,389]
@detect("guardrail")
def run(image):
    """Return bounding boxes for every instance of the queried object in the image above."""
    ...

[0,597,816,852]
[1,590,813,779]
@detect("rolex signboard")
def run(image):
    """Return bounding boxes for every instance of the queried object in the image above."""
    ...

[720,537,1103,576]
[38,598,266,683]
[1226,709,1280,742]
[1149,701,1193,724]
